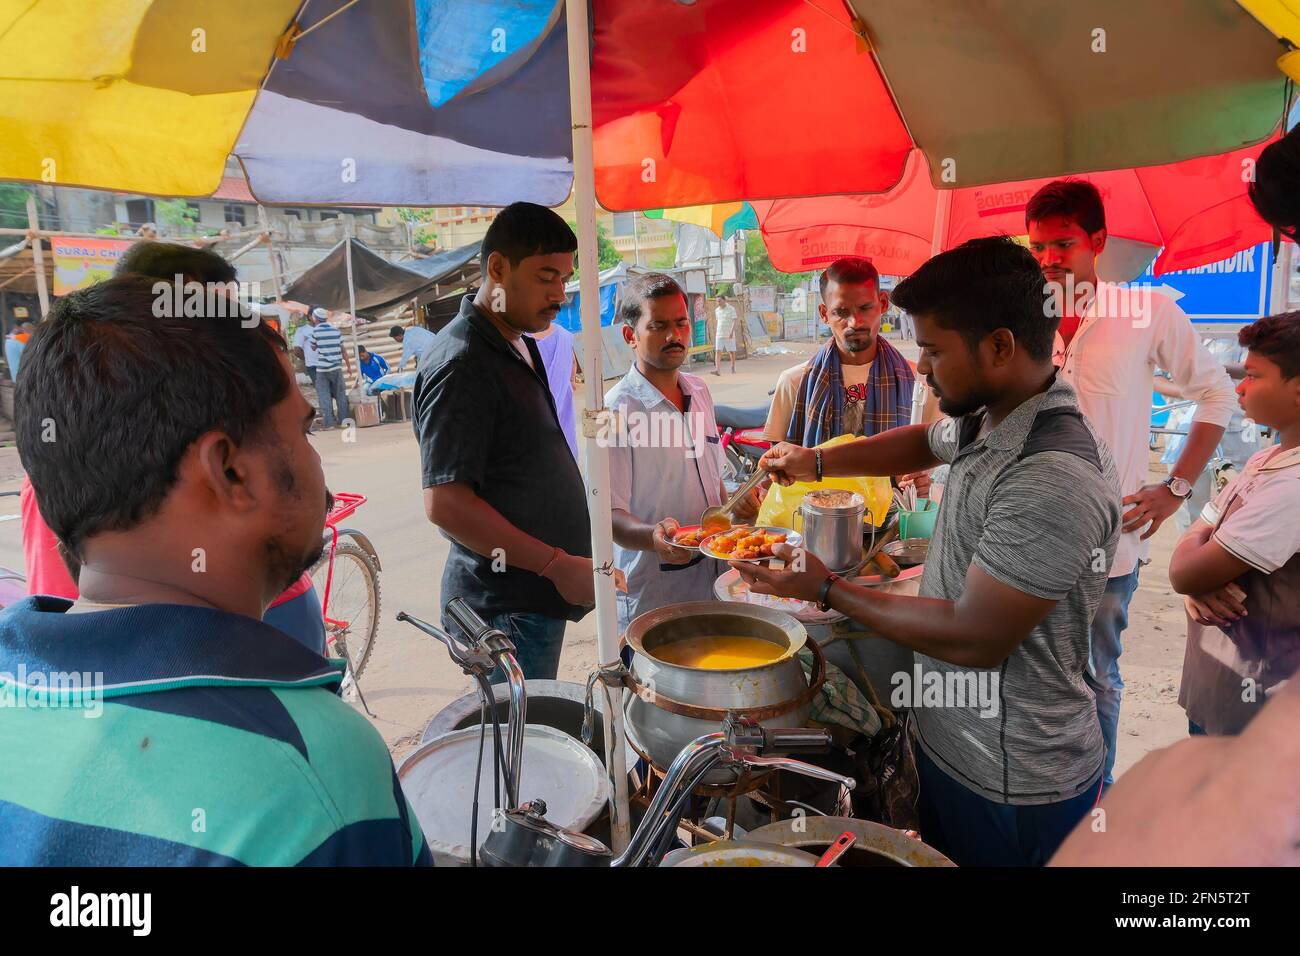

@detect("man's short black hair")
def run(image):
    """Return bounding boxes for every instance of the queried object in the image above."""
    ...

[619,272,686,328]
[819,256,881,300]
[1025,179,1107,235]
[1249,127,1300,240]
[114,241,237,284]
[481,201,577,269]
[891,236,1056,362]
[1239,311,1300,380]
[15,275,289,559]
[389,326,404,339]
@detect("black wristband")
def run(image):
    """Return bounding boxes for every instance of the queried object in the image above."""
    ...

[815,449,823,482]
[817,573,839,611]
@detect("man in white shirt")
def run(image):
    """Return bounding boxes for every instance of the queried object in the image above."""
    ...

[607,273,756,630]
[1026,179,1237,787]
[390,323,437,371]
[712,295,739,375]
[292,308,321,383]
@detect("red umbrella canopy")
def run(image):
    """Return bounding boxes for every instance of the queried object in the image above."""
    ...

[590,0,1282,211]
[752,136,1281,278]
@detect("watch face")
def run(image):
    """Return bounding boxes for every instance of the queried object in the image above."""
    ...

[1169,477,1193,498]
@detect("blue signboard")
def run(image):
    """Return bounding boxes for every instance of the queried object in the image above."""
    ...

[1130,242,1273,325]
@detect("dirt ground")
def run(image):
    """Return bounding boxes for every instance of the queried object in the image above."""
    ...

[0,335,1191,777]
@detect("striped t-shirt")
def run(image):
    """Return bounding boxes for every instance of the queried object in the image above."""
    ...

[310,322,345,372]
[0,598,431,866]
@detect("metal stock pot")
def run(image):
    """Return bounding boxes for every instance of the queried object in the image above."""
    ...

[623,601,824,786]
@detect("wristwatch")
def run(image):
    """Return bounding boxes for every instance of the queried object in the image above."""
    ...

[1164,475,1194,499]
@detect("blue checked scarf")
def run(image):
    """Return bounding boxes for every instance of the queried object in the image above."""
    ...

[787,337,915,446]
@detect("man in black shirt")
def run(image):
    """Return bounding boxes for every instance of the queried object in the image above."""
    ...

[413,203,593,681]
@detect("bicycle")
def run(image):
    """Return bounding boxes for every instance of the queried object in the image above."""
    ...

[310,492,382,714]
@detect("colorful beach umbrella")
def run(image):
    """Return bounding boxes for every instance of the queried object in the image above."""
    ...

[750,136,1281,278]
[643,203,757,239]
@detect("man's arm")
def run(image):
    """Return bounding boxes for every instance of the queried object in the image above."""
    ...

[1168,518,1252,595]
[1126,300,1236,538]
[761,422,944,485]
[740,452,1113,667]
[425,484,593,606]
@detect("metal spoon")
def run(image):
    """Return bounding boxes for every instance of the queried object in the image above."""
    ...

[700,467,768,535]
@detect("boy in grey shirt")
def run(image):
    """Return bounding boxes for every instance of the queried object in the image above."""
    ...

[741,238,1121,866]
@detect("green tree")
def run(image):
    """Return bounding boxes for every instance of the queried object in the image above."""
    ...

[0,184,34,230]
[567,220,624,276]
[396,207,438,247]
[156,198,199,232]
[744,231,812,293]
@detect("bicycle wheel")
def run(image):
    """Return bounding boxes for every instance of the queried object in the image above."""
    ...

[312,541,381,681]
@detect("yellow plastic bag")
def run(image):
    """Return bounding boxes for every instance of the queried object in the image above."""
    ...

[756,434,893,530]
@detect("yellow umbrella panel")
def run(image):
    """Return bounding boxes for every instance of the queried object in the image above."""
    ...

[0,0,300,196]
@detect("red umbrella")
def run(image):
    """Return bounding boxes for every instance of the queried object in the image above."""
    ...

[750,137,1280,277]
[590,0,1283,211]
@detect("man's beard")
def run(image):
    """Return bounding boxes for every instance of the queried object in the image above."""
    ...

[265,534,324,595]
[843,332,874,353]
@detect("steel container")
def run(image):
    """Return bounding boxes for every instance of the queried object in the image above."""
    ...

[623,601,814,786]
[795,490,866,574]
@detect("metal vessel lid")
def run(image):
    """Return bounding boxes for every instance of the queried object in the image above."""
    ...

[803,490,865,516]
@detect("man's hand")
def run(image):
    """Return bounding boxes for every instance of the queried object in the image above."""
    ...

[897,470,932,499]
[761,442,816,486]
[542,553,595,607]
[730,481,764,522]
[1184,582,1247,628]
[651,518,696,565]
[1122,483,1185,539]
[730,542,831,603]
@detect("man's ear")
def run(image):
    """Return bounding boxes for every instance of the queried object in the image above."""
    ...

[487,250,509,284]
[1091,228,1108,257]
[879,290,891,312]
[621,323,636,346]
[818,302,828,325]
[189,431,257,511]
[989,328,1018,366]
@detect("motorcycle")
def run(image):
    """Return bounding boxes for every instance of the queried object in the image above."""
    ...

[715,396,774,483]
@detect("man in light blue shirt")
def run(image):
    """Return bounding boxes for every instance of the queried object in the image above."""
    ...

[390,324,436,371]
[606,273,757,631]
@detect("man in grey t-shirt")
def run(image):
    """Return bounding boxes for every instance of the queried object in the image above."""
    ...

[740,237,1121,866]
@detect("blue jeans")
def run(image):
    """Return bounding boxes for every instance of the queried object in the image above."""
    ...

[1088,566,1140,787]
[314,367,349,427]
[916,745,1102,867]
[482,612,567,685]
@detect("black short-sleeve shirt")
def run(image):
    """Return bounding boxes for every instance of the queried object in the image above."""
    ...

[412,296,592,622]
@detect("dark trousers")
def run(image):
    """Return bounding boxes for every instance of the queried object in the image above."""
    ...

[916,744,1102,866]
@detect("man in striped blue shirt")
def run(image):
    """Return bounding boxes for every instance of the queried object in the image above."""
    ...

[1,276,430,866]
[309,308,355,429]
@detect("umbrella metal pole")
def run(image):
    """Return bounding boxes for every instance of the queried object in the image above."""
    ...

[566,0,631,855]
[258,205,285,301]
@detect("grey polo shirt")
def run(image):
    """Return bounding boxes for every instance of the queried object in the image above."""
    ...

[914,374,1121,805]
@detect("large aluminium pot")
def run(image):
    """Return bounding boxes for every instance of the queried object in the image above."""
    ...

[623,601,821,786]
[747,816,955,867]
